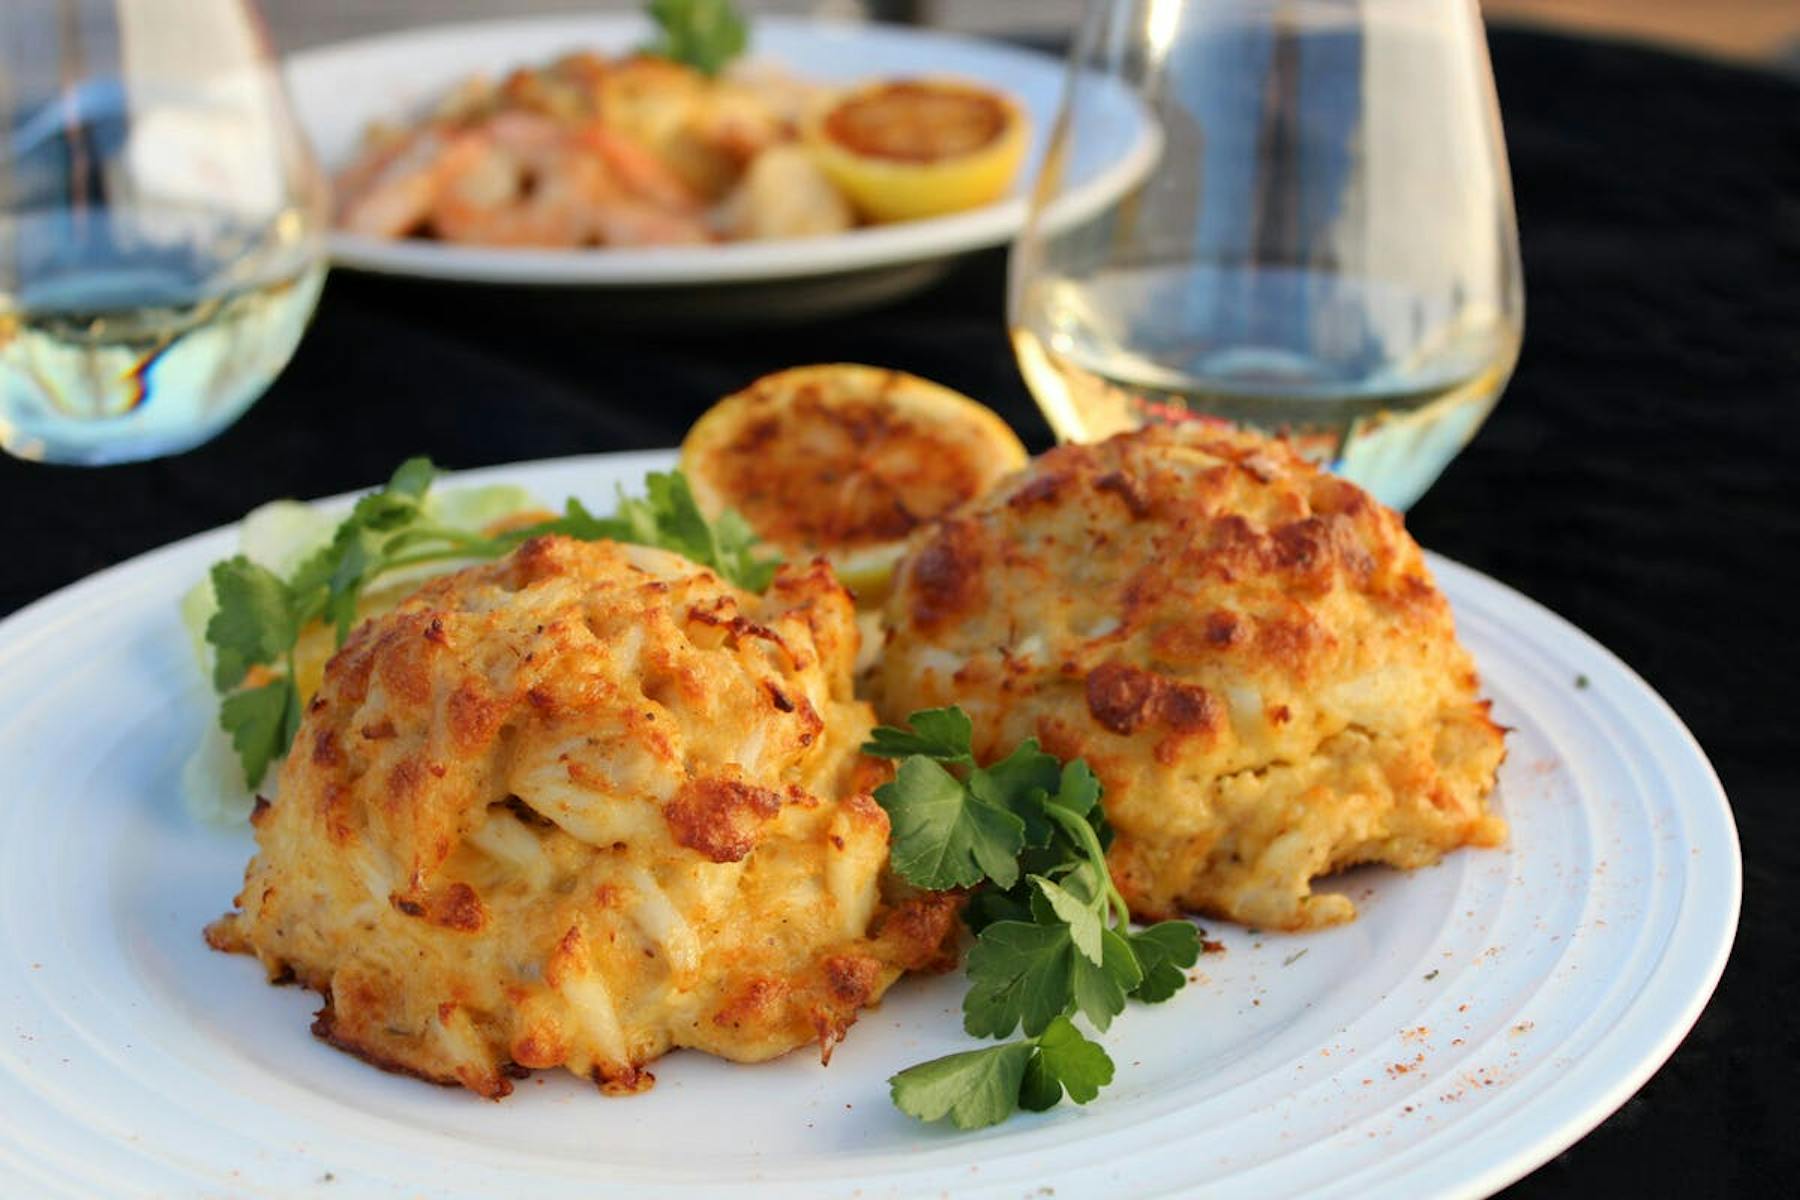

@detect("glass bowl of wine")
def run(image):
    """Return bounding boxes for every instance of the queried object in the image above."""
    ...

[1,0,327,465]
[1010,0,1523,511]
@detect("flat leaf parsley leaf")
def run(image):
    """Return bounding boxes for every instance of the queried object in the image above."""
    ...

[642,0,747,76]
[219,678,300,791]
[1129,921,1204,1003]
[205,557,299,692]
[512,472,777,593]
[878,706,1206,1129]
[1027,1014,1114,1105]
[963,920,1077,1039]
[876,757,1023,890]
[968,738,1060,846]
[888,1039,1036,1131]
[892,1015,1114,1130]
[863,706,975,763]
[1068,926,1141,1032]
[1032,875,1105,965]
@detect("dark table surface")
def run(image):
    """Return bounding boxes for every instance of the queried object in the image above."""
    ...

[3,24,1795,1198]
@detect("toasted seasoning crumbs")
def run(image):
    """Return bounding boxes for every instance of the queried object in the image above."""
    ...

[1201,939,1226,955]
[1386,1052,1427,1078]
[1283,949,1309,967]
[1424,969,1439,981]
[1575,673,1590,689]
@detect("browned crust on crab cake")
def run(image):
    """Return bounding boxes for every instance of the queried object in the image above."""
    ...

[876,425,1506,932]
[211,536,958,1096]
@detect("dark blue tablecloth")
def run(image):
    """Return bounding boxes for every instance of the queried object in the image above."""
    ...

[3,26,1795,1197]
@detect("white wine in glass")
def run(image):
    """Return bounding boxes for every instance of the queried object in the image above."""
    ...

[1010,0,1523,510]
[0,0,327,465]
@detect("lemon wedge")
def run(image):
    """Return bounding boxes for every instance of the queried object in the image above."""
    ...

[681,364,1028,606]
[804,79,1029,223]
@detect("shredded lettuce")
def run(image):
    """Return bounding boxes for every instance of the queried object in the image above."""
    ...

[183,721,258,825]
[426,483,536,533]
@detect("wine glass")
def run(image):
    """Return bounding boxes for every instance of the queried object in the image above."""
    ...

[1010,0,1523,510]
[0,0,328,465]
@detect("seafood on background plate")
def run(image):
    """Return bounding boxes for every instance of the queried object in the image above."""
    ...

[332,0,1030,250]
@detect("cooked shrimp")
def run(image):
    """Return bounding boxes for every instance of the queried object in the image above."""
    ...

[691,83,786,162]
[430,74,502,125]
[724,62,836,130]
[578,126,702,212]
[584,125,714,245]
[591,202,713,247]
[336,127,457,238]
[650,82,789,201]
[598,54,708,148]
[714,144,853,241]
[333,48,871,249]
[499,51,608,122]
[427,113,710,248]
[429,114,611,248]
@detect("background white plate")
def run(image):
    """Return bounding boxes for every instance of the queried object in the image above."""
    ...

[284,16,1156,289]
[0,452,1738,1199]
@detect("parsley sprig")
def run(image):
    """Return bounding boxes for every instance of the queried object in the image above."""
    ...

[866,707,1203,1129]
[204,458,774,789]
[642,0,747,76]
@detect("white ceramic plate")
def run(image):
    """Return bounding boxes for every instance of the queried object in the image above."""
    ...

[0,452,1738,1199]
[283,16,1157,290]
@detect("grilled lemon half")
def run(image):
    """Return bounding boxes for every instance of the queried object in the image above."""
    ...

[680,364,1027,605]
[803,78,1029,223]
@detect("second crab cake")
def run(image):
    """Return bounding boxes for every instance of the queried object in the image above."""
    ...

[874,425,1507,932]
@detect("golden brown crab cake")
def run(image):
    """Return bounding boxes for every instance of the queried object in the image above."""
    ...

[680,364,1028,607]
[208,536,958,1098]
[875,425,1506,932]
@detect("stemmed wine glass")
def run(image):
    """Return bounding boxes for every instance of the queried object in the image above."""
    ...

[0,0,328,465]
[1010,0,1523,510]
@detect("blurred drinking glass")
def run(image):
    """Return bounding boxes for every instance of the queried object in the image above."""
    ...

[1010,0,1523,509]
[0,0,326,465]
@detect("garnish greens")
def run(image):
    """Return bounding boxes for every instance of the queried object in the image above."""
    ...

[865,708,1203,1129]
[204,458,774,788]
[643,0,747,76]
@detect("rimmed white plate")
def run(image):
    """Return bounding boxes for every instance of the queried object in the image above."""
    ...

[283,16,1156,293]
[0,451,1738,1198]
